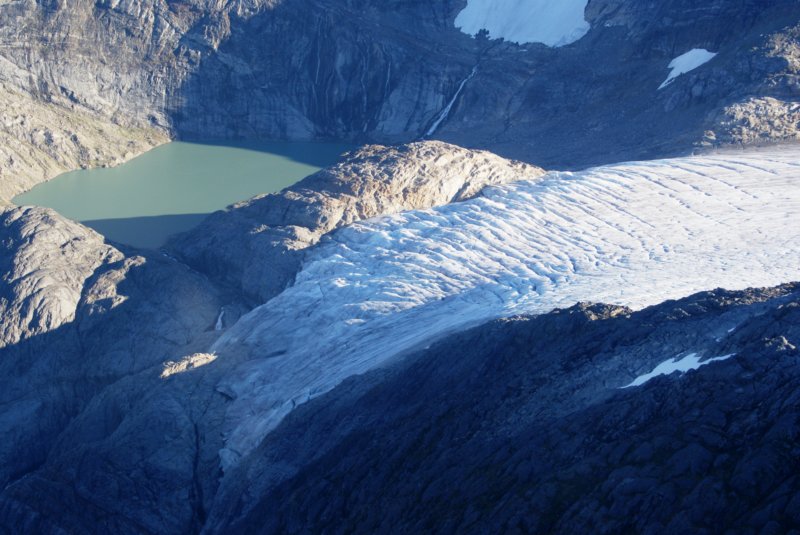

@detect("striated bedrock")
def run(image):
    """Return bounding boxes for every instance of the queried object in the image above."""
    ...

[168,140,544,302]
[0,206,122,349]
[0,85,168,201]
[206,284,800,534]
[2,1,800,196]
[0,205,223,495]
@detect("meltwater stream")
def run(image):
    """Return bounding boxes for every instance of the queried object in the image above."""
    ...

[12,140,352,249]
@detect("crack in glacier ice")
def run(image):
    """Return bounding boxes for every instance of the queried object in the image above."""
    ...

[211,150,800,470]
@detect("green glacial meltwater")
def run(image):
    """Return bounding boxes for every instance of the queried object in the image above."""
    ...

[12,140,353,249]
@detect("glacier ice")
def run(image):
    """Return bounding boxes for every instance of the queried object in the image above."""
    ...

[454,0,590,47]
[212,149,800,469]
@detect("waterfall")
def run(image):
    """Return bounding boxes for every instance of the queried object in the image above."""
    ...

[425,66,478,137]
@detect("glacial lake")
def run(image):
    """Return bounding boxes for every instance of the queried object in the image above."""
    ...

[13,140,353,249]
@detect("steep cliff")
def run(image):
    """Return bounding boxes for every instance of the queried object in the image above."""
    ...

[168,140,543,302]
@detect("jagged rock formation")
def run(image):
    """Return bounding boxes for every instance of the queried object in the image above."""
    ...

[2,0,800,197]
[169,140,543,302]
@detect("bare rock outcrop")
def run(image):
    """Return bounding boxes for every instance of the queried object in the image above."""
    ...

[0,205,224,492]
[0,86,168,201]
[169,140,544,302]
[0,206,121,348]
[0,142,798,533]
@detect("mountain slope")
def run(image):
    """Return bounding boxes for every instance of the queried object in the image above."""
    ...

[169,141,543,302]
[206,284,800,533]
[2,0,799,196]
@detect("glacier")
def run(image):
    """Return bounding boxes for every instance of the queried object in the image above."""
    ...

[211,149,800,469]
[454,0,590,47]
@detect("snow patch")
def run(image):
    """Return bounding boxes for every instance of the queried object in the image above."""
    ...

[623,353,736,388]
[659,49,717,89]
[455,0,590,47]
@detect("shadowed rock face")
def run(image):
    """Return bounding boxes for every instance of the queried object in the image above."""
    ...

[0,2,799,529]
[204,284,800,534]
[2,0,800,196]
[2,275,797,533]
[0,142,541,533]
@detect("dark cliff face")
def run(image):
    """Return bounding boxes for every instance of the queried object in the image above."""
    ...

[141,0,800,166]
[205,284,800,534]
[1,0,798,175]
[172,0,476,143]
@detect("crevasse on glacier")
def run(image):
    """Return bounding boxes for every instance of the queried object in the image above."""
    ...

[212,150,800,469]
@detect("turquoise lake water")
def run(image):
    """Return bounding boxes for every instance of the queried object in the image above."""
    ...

[13,140,353,249]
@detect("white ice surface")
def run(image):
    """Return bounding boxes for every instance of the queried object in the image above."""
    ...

[659,49,718,89]
[212,149,800,469]
[454,0,589,46]
[623,353,736,388]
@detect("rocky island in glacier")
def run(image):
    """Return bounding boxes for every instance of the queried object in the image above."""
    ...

[1,1,800,533]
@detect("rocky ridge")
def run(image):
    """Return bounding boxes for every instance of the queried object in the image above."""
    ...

[0,204,224,495]
[0,141,538,531]
[169,140,544,302]
[0,1,798,530]
[0,205,121,349]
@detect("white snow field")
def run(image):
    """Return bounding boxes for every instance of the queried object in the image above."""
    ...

[454,0,590,46]
[623,353,736,388]
[212,149,800,469]
[659,48,718,89]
